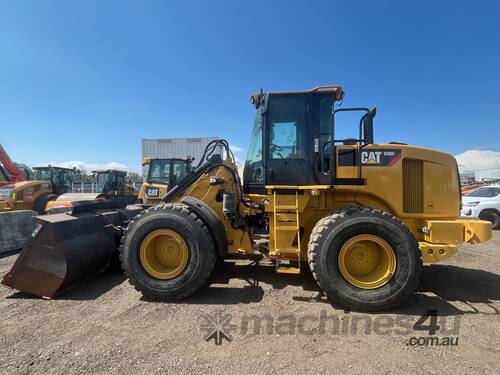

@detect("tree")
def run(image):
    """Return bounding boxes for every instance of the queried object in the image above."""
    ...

[13,162,32,180]
[127,172,143,184]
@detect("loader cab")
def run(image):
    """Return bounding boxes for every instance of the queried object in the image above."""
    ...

[94,170,127,197]
[33,166,76,195]
[146,158,192,187]
[243,86,376,194]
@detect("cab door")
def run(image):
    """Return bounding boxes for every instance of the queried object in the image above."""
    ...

[309,93,335,185]
[264,94,310,186]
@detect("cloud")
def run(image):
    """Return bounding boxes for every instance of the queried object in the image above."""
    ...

[40,160,134,173]
[455,150,500,172]
[229,144,245,153]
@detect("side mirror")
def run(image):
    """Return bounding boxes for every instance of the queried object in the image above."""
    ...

[363,106,376,144]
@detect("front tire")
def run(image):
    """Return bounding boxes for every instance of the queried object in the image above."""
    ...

[120,203,217,300]
[308,206,422,311]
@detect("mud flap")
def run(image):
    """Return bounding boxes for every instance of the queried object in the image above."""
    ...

[1,204,143,298]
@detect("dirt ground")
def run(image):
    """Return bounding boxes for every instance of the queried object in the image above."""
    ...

[1,233,499,375]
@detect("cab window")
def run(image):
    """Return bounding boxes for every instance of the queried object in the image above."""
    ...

[148,160,171,184]
[243,109,265,186]
[246,113,263,163]
[96,173,110,193]
[172,160,189,184]
[34,169,51,181]
[62,171,73,191]
[268,95,306,159]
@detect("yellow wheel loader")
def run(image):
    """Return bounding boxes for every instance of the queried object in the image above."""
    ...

[45,169,139,214]
[138,157,193,204]
[0,166,77,214]
[2,86,492,311]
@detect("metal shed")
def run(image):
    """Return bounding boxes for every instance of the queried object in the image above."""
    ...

[141,137,222,175]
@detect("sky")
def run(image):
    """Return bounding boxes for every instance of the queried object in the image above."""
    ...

[1,0,499,173]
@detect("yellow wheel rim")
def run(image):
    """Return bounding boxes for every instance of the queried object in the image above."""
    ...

[140,229,189,280]
[338,234,396,289]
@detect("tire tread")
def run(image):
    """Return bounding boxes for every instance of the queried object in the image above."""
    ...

[119,202,217,300]
[307,206,422,311]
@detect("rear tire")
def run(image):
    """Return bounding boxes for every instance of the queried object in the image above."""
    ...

[308,206,422,311]
[479,209,500,230]
[120,203,217,300]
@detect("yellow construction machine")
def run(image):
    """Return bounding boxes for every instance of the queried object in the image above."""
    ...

[2,85,492,311]
[45,169,138,214]
[0,166,78,214]
[138,157,193,204]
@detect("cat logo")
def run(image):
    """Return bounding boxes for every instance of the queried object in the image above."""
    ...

[361,151,382,165]
[338,148,402,167]
[146,187,160,197]
[356,149,402,167]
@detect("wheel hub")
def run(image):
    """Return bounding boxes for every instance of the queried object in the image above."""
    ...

[338,234,396,289]
[346,243,381,275]
[140,229,188,279]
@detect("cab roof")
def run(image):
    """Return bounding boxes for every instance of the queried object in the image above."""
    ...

[33,166,76,171]
[142,157,192,165]
[251,85,344,108]
[269,85,344,98]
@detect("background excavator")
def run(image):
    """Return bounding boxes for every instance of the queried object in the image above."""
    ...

[2,85,492,311]
[138,157,193,203]
[0,144,26,188]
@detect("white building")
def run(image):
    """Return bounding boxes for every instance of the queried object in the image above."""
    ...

[475,168,500,181]
[460,168,500,184]
[141,137,222,175]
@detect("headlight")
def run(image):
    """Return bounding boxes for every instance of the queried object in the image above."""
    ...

[463,201,480,207]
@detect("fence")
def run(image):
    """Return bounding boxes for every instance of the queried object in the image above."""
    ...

[71,182,143,193]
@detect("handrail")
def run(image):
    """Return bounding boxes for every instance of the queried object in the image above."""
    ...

[324,107,371,186]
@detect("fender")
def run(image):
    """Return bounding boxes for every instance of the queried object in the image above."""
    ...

[181,196,228,258]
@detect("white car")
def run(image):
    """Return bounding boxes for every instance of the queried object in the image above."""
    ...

[461,185,500,229]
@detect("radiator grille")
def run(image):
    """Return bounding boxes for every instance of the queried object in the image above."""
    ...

[403,159,423,213]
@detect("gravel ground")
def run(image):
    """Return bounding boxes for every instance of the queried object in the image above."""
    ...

[1,233,499,374]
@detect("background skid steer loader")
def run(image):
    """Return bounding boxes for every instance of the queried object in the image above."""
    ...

[2,85,492,310]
